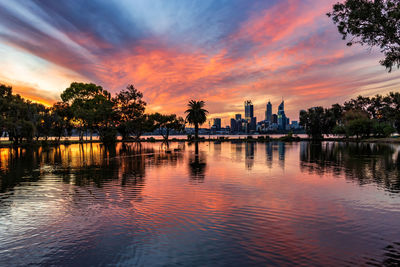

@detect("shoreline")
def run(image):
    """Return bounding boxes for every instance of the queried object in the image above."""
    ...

[1,136,399,148]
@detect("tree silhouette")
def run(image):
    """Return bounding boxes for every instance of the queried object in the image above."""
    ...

[185,100,208,140]
[152,113,185,142]
[61,82,114,141]
[328,0,400,71]
[114,84,147,141]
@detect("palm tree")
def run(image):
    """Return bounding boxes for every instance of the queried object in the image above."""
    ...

[185,100,208,140]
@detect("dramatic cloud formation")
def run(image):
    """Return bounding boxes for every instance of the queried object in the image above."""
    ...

[0,0,399,124]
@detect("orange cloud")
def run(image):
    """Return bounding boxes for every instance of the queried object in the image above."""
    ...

[1,0,398,125]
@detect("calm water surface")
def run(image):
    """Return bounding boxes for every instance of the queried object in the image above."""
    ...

[0,141,400,266]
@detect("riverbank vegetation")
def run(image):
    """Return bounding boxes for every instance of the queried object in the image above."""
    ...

[0,83,186,145]
[185,100,208,140]
[1,81,399,146]
[300,92,400,139]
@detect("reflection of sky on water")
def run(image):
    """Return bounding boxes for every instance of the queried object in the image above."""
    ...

[0,142,399,266]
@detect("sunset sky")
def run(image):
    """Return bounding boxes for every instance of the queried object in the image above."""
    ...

[0,0,399,125]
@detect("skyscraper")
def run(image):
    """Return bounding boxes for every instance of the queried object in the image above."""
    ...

[244,100,254,121]
[272,114,278,123]
[213,118,221,130]
[278,100,284,112]
[230,118,237,132]
[235,114,242,120]
[277,100,287,130]
[244,100,255,131]
[265,101,272,122]
[250,117,257,131]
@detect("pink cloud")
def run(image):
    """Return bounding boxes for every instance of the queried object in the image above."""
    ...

[2,0,399,126]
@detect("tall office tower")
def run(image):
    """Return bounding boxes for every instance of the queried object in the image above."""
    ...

[244,100,254,121]
[250,117,257,131]
[278,100,284,112]
[272,114,278,123]
[265,101,272,122]
[235,114,242,121]
[213,118,222,130]
[277,100,287,130]
[230,118,237,132]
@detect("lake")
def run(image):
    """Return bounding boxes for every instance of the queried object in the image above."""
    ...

[0,141,399,266]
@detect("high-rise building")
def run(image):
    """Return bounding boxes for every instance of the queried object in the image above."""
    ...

[231,118,240,132]
[235,114,242,121]
[272,114,278,123]
[213,118,221,130]
[244,100,256,131]
[278,100,284,112]
[250,117,257,131]
[277,100,287,130]
[244,100,254,121]
[291,121,299,129]
[265,101,272,122]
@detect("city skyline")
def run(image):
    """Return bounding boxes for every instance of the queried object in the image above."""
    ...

[215,98,296,132]
[213,98,292,128]
[1,0,399,123]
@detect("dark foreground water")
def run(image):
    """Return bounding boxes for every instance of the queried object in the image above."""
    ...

[0,142,399,266]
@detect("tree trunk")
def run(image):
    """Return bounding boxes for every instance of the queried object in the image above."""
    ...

[79,130,84,142]
[195,123,199,140]
[163,129,170,142]
[134,132,141,142]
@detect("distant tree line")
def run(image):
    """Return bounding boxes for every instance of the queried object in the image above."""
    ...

[0,82,186,145]
[300,92,400,139]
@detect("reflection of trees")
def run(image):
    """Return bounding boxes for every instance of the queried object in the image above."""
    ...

[0,148,41,193]
[117,143,147,190]
[188,142,207,182]
[60,144,120,187]
[148,144,183,168]
[0,142,184,193]
[300,142,400,193]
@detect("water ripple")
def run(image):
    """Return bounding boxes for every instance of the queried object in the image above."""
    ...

[0,142,400,266]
